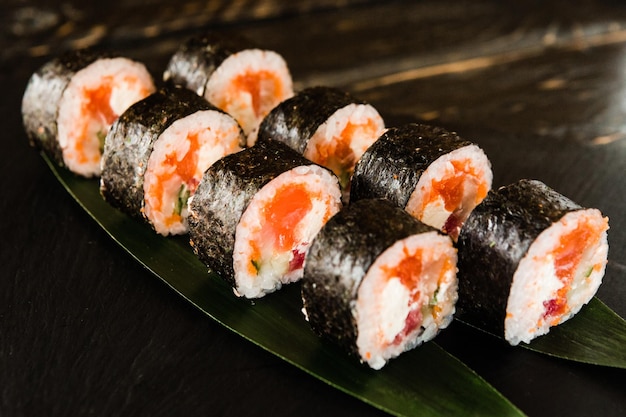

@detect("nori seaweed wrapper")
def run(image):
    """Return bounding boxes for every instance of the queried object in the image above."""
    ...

[100,85,222,219]
[256,86,367,154]
[188,140,334,288]
[163,31,255,96]
[21,48,116,166]
[456,179,582,336]
[350,123,473,208]
[301,198,438,359]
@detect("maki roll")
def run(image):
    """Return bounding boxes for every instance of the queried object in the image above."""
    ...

[302,199,458,370]
[22,48,155,177]
[456,179,609,345]
[163,31,294,145]
[350,123,492,240]
[257,86,385,198]
[100,86,245,235]
[188,140,343,299]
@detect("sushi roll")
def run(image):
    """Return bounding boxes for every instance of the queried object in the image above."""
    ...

[456,179,609,345]
[188,140,342,299]
[100,86,245,235]
[350,123,492,240]
[163,31,294,146]
[22,48,155,177]
[302,199,458,370]
[257,86,385,197]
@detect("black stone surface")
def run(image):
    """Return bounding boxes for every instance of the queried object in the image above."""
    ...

[2,1,625,416]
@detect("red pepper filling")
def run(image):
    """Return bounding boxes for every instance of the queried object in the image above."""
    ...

[288,248,307,272]
[442,211,464,240]
[392,308,423,345]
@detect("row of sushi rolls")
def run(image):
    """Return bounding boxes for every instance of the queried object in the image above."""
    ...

[22,31,610,370]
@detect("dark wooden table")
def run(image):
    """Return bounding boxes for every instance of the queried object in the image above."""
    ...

[2,1,625,416]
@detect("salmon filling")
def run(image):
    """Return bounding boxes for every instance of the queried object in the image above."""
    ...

[233,167,342,298]
[145,132,201,231]
[356,232,458,370]
[143,111,243,235]
[205,49,294,146]
[405,147,492,240]
[57,59,155,177]
[541,216,608,326]
[305,105,385,193]
[212,69,286,136]
[505,209,609,345]
[378,249,455,347]
[74,77,153,165]
[82,79,119,152]
[247,184,317,276]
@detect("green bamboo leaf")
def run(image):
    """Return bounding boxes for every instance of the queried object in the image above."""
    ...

[43,154,525,417]
[455,296,626,369]
[520,297,626,368]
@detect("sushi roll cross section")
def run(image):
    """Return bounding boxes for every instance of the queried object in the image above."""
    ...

[100,86,245,235]
[257,86,385,198]
[350,123,492,240]
[188,140,342,299]
[22,48,155,177]
[302,199,458,370]
[163,31,294,146]
[456,179,609,345]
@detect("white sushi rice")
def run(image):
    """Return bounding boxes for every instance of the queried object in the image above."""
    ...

[205,49,294,146]
[232,165,342,299]
[304,103,385,197]
[355,231,458,370]
[57,57,154,177]
[404,144,492,239]
[505,209,609,345]
[143,110,244,236]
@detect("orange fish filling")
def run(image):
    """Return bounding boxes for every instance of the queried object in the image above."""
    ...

[542,218,604,324]
[312,119,380,189]
[248,184,323,275]
[380,248,454,346]
[76,75,151,164]
[84,81,118,126]
[385,252,424,345]
[151,132,201,227]
[423,159,489,237]
[223,70,285,119]
[75,78,115,164]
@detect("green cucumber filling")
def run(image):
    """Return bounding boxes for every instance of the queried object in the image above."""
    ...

[97,130,107,153]
[429,287,440,307]
[174,184,190,215]
[251,259,261,273]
